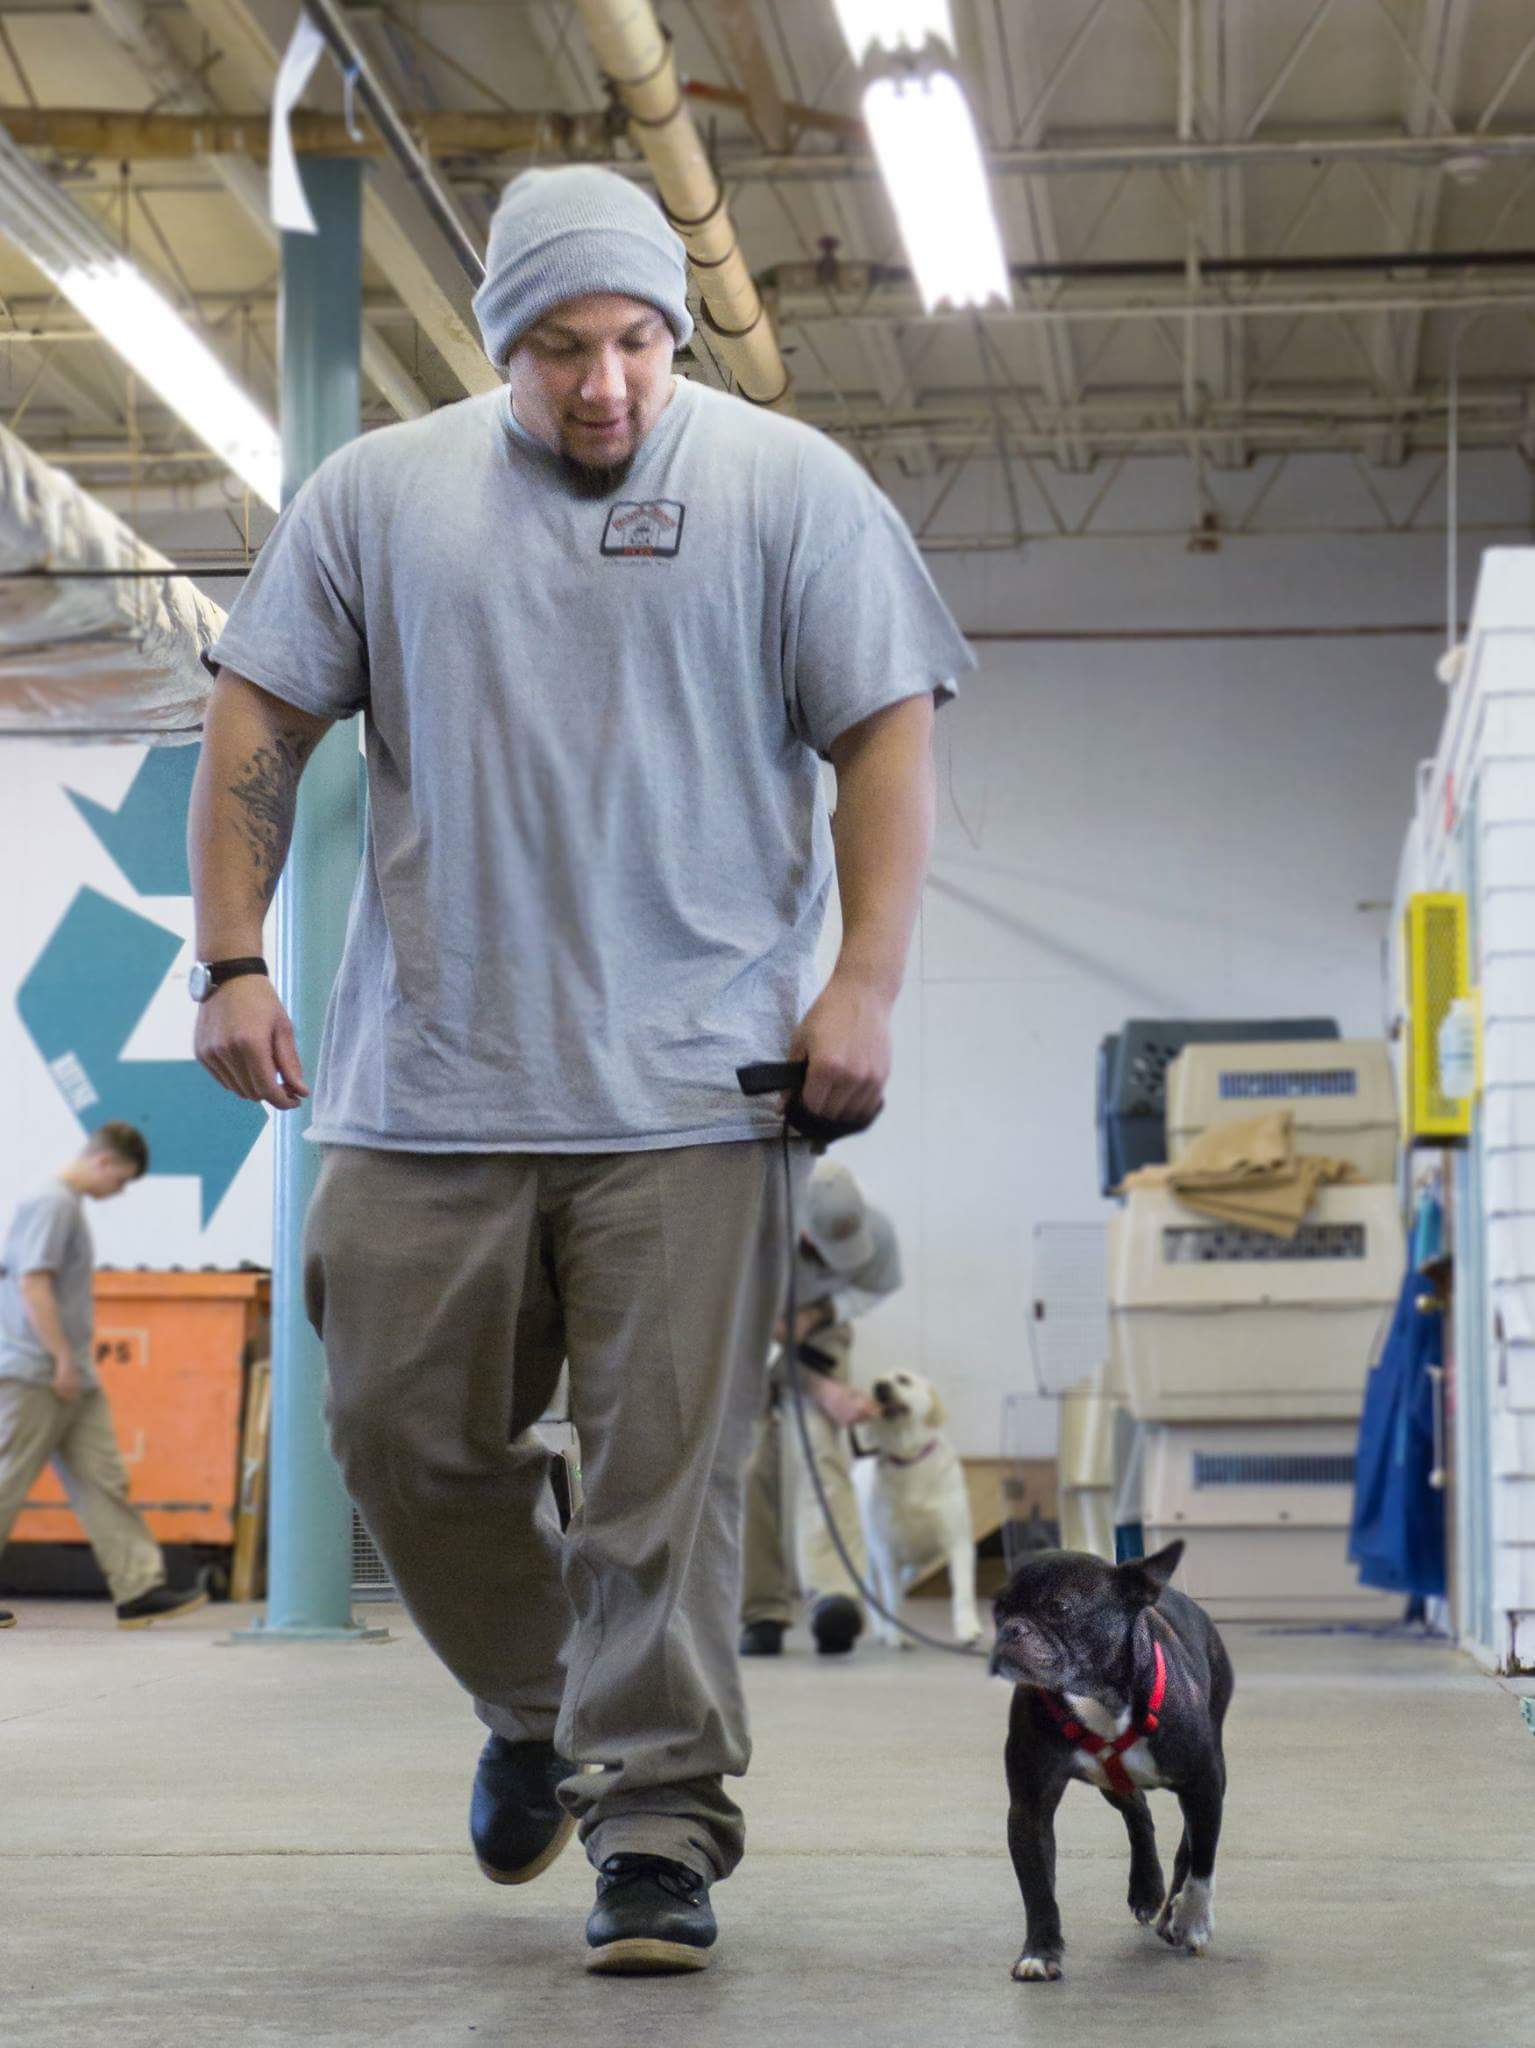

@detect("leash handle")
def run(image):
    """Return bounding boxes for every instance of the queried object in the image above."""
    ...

[735,1059,883,1149]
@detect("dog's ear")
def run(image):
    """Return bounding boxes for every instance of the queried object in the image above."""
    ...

[1116,1540,1184,1607]
[926,1387,948,1428]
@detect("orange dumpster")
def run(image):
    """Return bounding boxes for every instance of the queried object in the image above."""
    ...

[12,1270,269,1550]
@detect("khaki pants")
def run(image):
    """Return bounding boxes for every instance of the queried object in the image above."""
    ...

[304,1139,807,1884]
[0,1379,165,1605]
[740,1325,869,1627]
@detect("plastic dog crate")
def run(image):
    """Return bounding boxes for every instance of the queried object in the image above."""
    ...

[1108,1185,1404,1422]
[1166,1039,1398,1185]
[1096,1017,1340,1196]
[1143,1421,1399,1622]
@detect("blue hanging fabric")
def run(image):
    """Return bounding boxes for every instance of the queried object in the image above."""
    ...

[1349,1191,1447,1599]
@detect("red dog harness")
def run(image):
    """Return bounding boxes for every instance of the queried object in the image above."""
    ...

[1037,1642,1167,1796]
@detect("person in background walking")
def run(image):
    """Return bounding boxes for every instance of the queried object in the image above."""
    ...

[0,1122,209,1631]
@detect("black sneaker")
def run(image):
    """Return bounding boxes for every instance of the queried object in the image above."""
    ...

[115,1585,209,1629]
[586,1853,716,1974]
[811,1594,863,1656]
[739,1619,786,1657]
[0,1609,15,1629]
[469,1736,577,1885]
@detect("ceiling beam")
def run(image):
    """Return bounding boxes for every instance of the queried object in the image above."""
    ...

[963,0,1089,470]
[176,0,496,396]
[1193,0,1247,469]
[1370,0,1472,465]
[12,343,124,434]
[715,0,790,151]
[8,269,1531,336]
[85,0,431,421]
[3,104,1533,178]
[765,267,1535,328]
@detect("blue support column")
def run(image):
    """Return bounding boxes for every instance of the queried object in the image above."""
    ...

[237,158,383,1642]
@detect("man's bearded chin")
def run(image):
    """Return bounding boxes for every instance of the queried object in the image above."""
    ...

[559,444,639,500]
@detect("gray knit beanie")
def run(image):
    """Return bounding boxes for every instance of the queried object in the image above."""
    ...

[473,166,695,367]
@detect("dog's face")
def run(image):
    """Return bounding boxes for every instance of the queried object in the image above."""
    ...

[863,1370,948,1452]
[989,1543,1184,1693]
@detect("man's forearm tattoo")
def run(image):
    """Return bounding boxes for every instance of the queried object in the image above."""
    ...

[228,728,319,908]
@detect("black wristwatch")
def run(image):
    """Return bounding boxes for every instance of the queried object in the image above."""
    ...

[189,956,269,1003]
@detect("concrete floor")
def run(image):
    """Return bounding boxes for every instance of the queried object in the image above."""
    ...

[3,1596,1532,2048]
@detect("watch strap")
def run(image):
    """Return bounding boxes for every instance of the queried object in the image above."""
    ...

[206,957,269,987]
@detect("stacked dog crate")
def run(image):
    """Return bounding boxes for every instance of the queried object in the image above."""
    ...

[1023,1223,1127,1564]
[1108,1040,1405,1621]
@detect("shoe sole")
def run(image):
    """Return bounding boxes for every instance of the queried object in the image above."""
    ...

[117,1590,210,1630]
[475,1810,578,1886]
[0,1614,15,1628]
[585,1937,712,1975]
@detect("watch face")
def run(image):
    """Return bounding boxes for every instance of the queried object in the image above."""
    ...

[189,962,212,1003]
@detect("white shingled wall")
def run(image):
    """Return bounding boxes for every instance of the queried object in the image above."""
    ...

[1410,548,1535,1672]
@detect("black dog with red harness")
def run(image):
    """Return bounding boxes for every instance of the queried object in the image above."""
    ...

[990,1540,1234,1982]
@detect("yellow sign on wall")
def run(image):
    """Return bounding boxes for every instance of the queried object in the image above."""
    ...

[1401,892,1472,1144]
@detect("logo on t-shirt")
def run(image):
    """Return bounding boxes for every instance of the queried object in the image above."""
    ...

[600,500,686,559]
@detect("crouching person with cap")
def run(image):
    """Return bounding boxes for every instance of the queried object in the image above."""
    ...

[187,163,970,1973]
[740,1161,902,1658]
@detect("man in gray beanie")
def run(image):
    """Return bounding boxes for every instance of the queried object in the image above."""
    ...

[189,163,972,1975]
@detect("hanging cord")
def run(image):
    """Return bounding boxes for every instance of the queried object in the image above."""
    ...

[773,1122,986,1660]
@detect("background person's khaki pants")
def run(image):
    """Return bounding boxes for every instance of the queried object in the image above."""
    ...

[740,1324,870,1628]
[304,1139,806,1884]
[0,1380,165,1605]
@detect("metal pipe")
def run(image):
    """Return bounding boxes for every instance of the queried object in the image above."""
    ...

[236,158,382,1645]
[298,0,484,287]
[1447,316,1466,655]
[570,0,790,408]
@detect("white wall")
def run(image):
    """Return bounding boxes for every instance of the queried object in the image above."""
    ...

[835,450,1531,1456]
[1404,548,1535,1672]
[3,449,1528,1457]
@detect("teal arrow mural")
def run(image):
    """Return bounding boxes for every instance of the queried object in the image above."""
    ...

[65,744,198,896]
[16,751,265,1225]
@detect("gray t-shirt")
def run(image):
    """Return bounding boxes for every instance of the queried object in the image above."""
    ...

[208,378,972,1151]
[0,1182,97,1389]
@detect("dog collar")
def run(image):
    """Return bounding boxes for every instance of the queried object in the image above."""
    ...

[1036,1642,1168,1798]
[880,1438,940,1468]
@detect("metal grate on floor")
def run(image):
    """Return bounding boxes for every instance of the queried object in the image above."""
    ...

[351,1510,396,1599]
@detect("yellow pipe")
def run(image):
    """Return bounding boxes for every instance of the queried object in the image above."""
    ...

[572,0,792,410]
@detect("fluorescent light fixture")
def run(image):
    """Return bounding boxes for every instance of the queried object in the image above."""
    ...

[55,262,281,507]
[0,127,281,507]
[831,0,955,62]
[862,71,1012,313]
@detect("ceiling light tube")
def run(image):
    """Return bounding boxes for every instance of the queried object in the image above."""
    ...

[0,129,281,506]
[861,71,1013,313]
[831,0,956,63]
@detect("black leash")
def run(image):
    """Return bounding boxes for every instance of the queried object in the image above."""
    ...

[737,1062,987,1661]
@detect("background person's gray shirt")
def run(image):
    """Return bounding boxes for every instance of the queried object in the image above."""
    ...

[209,378,973,1151]
[0,1182,98,1389]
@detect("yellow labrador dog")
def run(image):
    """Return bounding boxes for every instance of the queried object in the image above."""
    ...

[857,1369,984,1649]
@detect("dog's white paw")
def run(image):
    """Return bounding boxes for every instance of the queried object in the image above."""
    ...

[1157,1879,1214,1954]
[1011,1952,1063,1983]
[894,1632,919,1652]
